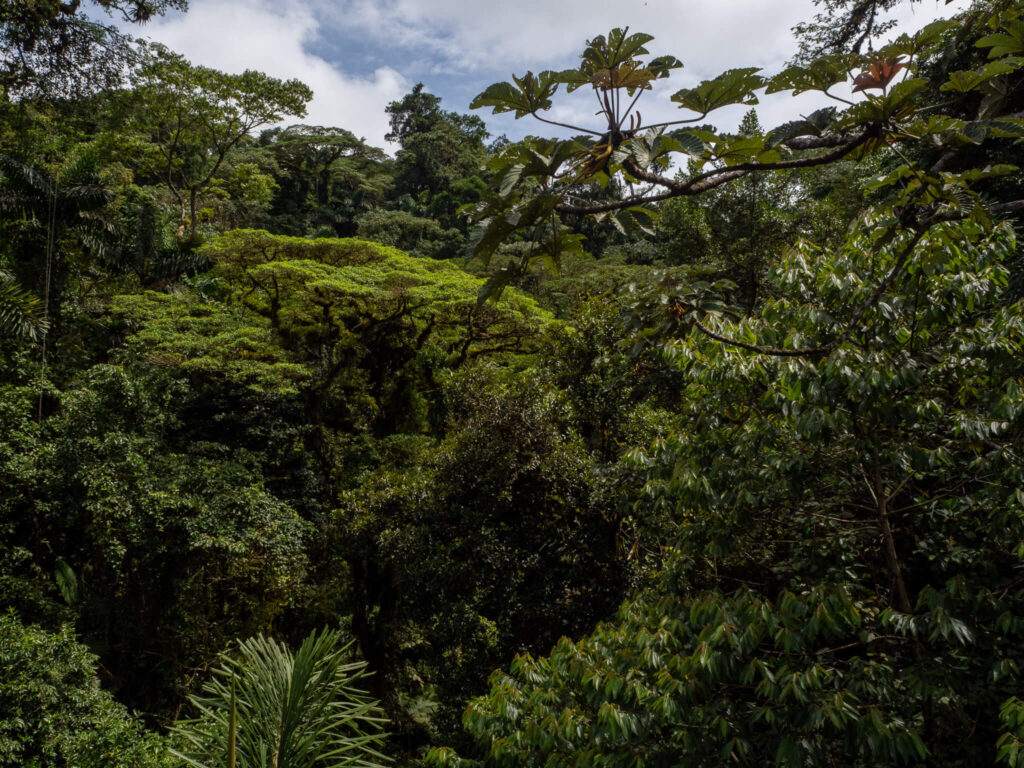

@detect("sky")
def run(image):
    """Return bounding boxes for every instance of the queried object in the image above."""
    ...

[113,0,968,150]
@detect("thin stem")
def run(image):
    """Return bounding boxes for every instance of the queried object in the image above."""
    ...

[529,111,602,136]
[823,87,858,107]
[617,89,645,131]
[38,186,56,422]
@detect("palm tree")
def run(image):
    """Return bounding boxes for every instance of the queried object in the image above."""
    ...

[172,628,390,768]
[0,152,114,322]
[0,152,113,412]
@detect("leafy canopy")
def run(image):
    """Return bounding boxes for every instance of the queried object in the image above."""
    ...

[464,11,1024,311]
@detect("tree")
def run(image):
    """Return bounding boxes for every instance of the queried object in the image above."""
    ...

[172,628,389,768]
[0,150,113,368]
[355,208,461,259]
[0,612,169,768]
[392,119,487,199]
[0,355,312,714]
[386,83,444,145]
[197,229,552,440]
[336,371,629,750]
[263,126,380,207]
[261,125,389,236]
[385,84,488,201]
[439,209,1024,768]
[426,4,1024,767]
[654,110,870,310]
[0,0,186,99]
[133,48,311,245]
[790,0,968,61]
[465,17,1024,316]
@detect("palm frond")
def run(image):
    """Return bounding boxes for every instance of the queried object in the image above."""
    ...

[0,153,54,199]
[172,628,390,768]
[0,270,48,341]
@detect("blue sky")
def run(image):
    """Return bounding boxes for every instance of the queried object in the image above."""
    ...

[117,0,966,150]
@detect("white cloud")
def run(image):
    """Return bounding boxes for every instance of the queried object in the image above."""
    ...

[329,0,816,76]
[324,0,967,74]
[128,0,972,144]
[134,0,410,147]
[314,0,969,134]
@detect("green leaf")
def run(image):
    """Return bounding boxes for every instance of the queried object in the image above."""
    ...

[976,20,1024,58]
[765,107,837,147]
[554,30,682,95]
[941,57,1024,93]
[912,18,957,51]
[615,129,697,169]
[838,78,926,126]
[767,54,857,95]
[54,559,78,606]
[671,68,765,115]
[648,55,684,79]
[171,628,390,768]
[470,70,561,118]
[669,129,707,156]
[582,28,654,71]
[0,270,48,341]
[713,136,780,166]
[477,265,518,305]
[608,207,657,237]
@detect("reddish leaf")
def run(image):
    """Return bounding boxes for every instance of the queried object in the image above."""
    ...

[852,59,906,92]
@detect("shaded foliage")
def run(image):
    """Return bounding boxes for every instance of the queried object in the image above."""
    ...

[0,612,170,767]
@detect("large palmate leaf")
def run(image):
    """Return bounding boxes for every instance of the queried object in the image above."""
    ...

[976,19,1024,58]
[612,128,702,170]
[711,135,782,166]
[553,27,682,95]
[941,57,1024,92]
[671,68,765,115]
[468,70,561,117]
[580,28,654,73]
[835,78,928,129]
[470,70,561,118]
[767,54,858,95]
[765,107,838,148]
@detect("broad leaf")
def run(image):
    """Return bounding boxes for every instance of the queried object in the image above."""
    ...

[976,20,1024,58]
[767,55,857,95]
[470,70,561,117]
[765,107,837,147]
[671,68,765,115]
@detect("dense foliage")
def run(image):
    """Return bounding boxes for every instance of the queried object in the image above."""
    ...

[2,1,1024,767]
[0,612,169,767]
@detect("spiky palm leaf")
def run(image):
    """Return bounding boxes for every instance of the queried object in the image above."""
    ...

[172,628,390,768]
[0,269,47,340]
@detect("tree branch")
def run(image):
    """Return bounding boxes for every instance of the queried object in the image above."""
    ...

[555,129,874,215]
[691,226,927,357]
